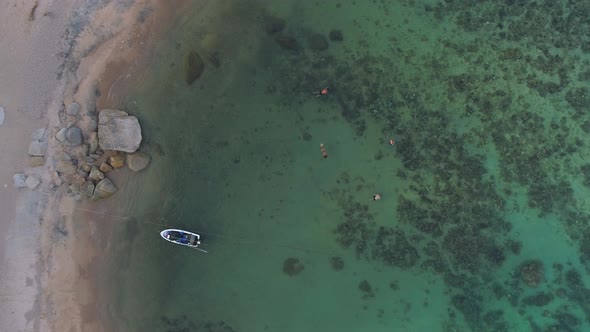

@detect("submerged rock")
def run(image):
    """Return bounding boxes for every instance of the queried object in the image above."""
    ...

[282,257,304,276]
[274,35,300,51]
[92,177,118,200]
[264,16,285,34]
[308,33,329,51]
[0,106,4,127]
[521,260,544,287]
[329,29,343,42]
[186,51,205,84]
[127,152,150,172]
[97,109,142,153]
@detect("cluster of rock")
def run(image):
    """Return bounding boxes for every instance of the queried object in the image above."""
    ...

[15,103,150,201]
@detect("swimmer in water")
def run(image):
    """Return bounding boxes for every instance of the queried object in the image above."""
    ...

[372,193,382,201]
[313,87,329,97]
[320,143,328,158]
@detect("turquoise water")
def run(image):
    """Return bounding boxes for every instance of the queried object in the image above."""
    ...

[103,1,590,331]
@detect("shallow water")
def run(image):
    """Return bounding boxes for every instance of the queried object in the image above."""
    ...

[104,1,590,331]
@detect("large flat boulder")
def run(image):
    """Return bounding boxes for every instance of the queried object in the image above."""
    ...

[97,109,142,153]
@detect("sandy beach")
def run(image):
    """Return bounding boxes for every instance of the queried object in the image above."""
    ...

[0,1,180,331]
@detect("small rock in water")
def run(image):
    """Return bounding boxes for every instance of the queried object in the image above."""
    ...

[186,50,205,84]
[127,152,150,172]
[13,173,27,188]
[29,156,45,167]
[88,166,105,181]
[264,16,285,34]
[81,164,92,172]
[56,128,67,142]
[28,140,48,156]
[0,106,5,127]
[99,162,113,173]
[66,126,83,146]
[92,177,118,200]
[25,176,41,190]
[329,29,343,42]
[308,33,329,51]
[85,156,95,163]
[109,154,125,168]
[274,35,300,51]
[66,102,80,116]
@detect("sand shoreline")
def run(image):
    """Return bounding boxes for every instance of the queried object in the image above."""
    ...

[0,1,180,331]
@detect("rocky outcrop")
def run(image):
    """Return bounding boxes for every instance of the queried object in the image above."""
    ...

[97,109,142,153]
[127,152,150,172]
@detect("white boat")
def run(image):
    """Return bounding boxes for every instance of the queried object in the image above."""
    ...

[160,228,207,253]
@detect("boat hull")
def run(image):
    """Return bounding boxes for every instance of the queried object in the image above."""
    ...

[160,228,203,250]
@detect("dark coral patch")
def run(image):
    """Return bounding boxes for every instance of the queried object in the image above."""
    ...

[283,257,304,276]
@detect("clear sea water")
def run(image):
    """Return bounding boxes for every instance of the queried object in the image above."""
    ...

[102,1,590,331]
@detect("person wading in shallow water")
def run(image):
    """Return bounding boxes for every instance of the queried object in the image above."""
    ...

[313,87,329,97]
[320,143,328,158]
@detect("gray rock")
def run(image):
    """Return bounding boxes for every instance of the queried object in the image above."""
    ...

[25,176,41,190]
[28,140,48,156]
[0,106,4,127]
[66,102,80,116]
[84,181,95,198]
[56,160,77,175]
[88,132,98,154]
[13,173,27,188]
[88,166,105,181]
[127,152,151,172]
[97,109,142,153]
[91,177,117,200]
[66,126,83,146]
[85,156,94,163]
[55,151,72,161]
[56,127,67,142]
[89,153,100,159]
[31,128,47,141]
[52,171,62,187]
[88,118,98,132]
[69,183,80,195]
